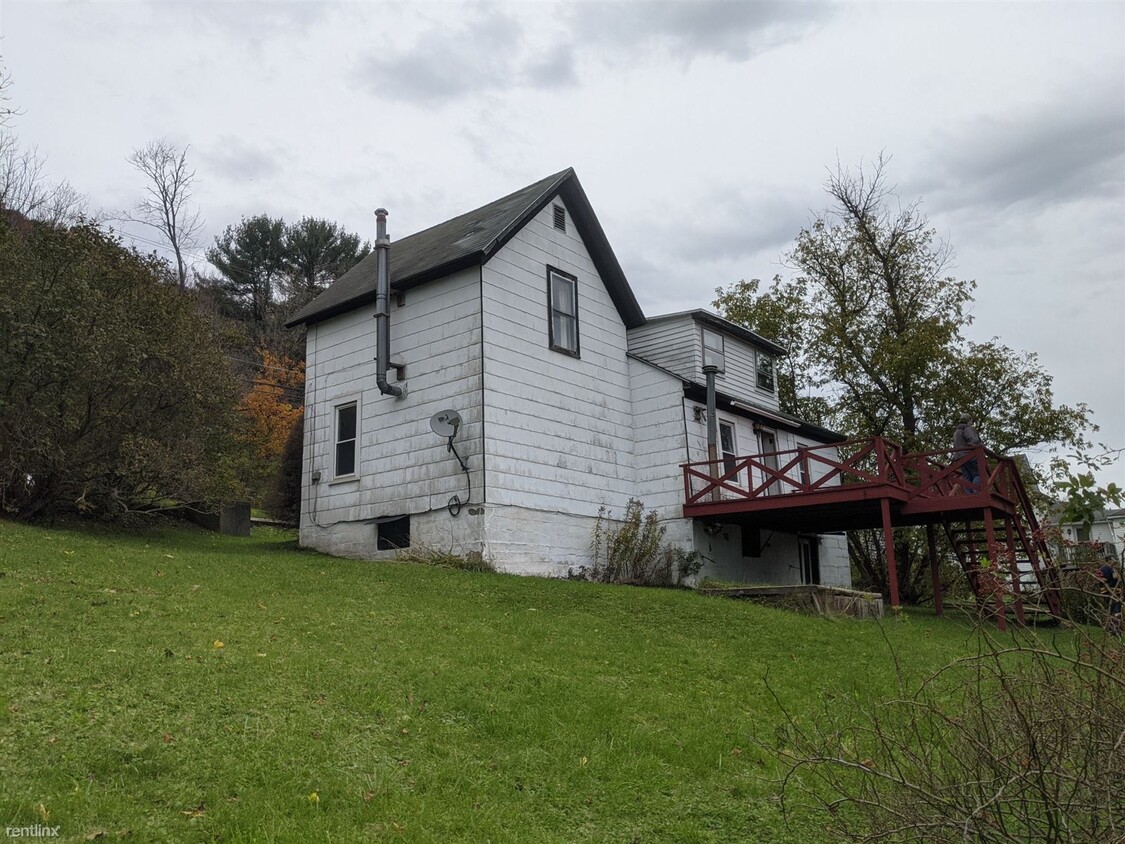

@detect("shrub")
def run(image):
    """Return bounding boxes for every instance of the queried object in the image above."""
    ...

[775,615,1125,842]
[0,219,243,520]
[583,499,701,587]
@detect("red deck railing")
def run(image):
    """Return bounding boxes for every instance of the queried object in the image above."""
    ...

[683,436,1012,507]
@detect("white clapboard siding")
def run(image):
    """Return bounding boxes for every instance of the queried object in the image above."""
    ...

[628,315,782,413]
[629,357,689,517]
[627,318,700,377]
[717,335,780,412]
[300,267,484,537]
[481,199,635,518]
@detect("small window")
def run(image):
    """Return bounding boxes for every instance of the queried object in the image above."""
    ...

[547,267,579,356]
[377,515,411,550]
[702,328,725,373]
[552,204,566,232]
[334,401,357,478]
[757,352,775,392]
[719,421,739,485]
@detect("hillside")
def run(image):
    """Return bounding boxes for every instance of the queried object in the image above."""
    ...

[1,521,981,842]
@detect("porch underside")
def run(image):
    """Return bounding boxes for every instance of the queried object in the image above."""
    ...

[683,486,1020,534]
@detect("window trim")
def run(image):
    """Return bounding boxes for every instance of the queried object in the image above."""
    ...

[702,327,726,373]
[756,350,775,392]
[546,266,580,358]
[331,397,360,481]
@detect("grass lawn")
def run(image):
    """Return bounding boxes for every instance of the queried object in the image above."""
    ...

[2,520,999,842]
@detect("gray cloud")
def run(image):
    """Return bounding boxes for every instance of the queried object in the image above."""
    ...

[919,86,1125,213]
[353,12,539,104]
[198,136,283,182]
[567,0,833,62]
[353,1,830,105]
[671,188,814,263]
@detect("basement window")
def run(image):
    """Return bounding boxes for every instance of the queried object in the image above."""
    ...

[334,401,358,479]
[377,515,411,550]
[553,204,566,232]
[547,266,580,357]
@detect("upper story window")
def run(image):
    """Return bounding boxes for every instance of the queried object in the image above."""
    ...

[757,351,775,392]
[702,328,725,373]
[334,401,358,478]
[547,267,580,357]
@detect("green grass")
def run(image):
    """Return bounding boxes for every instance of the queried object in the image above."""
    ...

[1,520,994,842]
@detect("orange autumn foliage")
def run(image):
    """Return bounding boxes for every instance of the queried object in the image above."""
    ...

[240,350,305,462]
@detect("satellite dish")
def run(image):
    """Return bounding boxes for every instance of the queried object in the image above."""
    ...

[429,409,462,438]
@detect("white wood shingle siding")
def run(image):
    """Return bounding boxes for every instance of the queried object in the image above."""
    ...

[301,267,485,553]
[627,315,781,413]
[481,200,636,518]
[628,357,689,518]
[626,318,699,379]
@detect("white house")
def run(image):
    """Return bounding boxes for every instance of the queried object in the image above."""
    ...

[1054,508,1125,564]
[286,169,850,587]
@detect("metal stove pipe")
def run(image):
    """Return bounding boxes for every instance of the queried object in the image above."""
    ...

[374,208,403,398]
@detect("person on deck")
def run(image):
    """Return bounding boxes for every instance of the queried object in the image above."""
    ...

[953,414,982,490]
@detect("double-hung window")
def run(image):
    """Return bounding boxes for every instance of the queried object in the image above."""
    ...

[334,401,358,478]
[719,420,739,487]
[702,328,725,372]
[547,267,579,356]
[757,351,775,392]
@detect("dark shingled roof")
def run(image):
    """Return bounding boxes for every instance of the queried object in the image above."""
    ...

[286,168,645,328]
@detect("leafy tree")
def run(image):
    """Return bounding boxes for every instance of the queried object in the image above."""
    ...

[237,349,304,502]
[206,214,287,323]
[125,139,204,289]
[0,217,243,520]
[282,216,370,303]
[714,156,1095,601]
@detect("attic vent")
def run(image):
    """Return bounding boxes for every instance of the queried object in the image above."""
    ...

[552,204,566,232]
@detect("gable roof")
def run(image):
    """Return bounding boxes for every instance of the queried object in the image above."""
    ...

[286,168,645,328]
[644,309,788,357]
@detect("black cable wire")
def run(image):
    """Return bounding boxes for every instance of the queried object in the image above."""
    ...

[447,437,471,516]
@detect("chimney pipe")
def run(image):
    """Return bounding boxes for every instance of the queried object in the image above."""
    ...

[374,208,404,398]
[703,363,720,502]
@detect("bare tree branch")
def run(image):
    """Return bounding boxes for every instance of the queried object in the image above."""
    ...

[125,139,204,288]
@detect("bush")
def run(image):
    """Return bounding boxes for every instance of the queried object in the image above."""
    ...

[775,616,1125,842]
[581,499,701,587]
[0,219,243,520]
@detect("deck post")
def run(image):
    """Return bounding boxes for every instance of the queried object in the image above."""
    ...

[926,523,943,617]
[964,519,981,607]
[881,497,900,608]
[1004,518,1026,626]
[983,508,1007,632]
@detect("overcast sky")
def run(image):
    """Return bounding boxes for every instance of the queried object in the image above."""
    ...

[2,1,1122,484]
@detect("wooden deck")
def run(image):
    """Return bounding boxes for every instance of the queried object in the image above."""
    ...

[682,437,1058,625]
